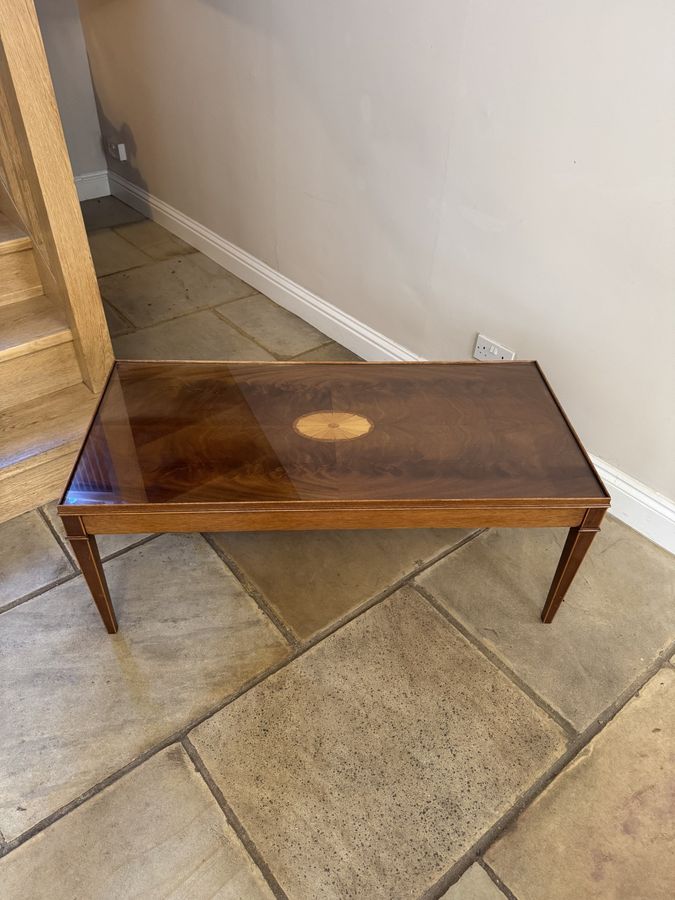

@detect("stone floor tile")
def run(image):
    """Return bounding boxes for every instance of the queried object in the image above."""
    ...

[295,340,362,361]
[42,500,150,562]
[112,308,273,360]
[81,196,145,232]
[0,511,72,608]
[190,587,565,899]
[87,228,151,277]
[189,252,252,282]
[211,528,475,640]
[100,254,256,327]
[441,864,506,899]
[102,300,134,337]
[0,746,274,900]
[486,667,675,900]
[114,219,196,260]
[417,519,675,730]
[0,534,289,840]
[216,293,329,357]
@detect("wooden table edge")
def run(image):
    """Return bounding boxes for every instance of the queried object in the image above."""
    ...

[57,496,610,515]
[57,359,611,633]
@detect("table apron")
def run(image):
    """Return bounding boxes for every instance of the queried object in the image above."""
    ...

[73,506,588,534]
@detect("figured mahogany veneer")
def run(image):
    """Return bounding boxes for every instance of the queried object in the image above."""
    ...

[58,360,609,633]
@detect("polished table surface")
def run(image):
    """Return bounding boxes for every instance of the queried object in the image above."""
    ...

[59,360,609,633]
[62,360,607,509]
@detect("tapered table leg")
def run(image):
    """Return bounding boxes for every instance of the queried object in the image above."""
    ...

[62,517,118,633]
[541,508,606,623]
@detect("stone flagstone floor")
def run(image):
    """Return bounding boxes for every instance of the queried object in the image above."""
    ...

[0,196,673,899]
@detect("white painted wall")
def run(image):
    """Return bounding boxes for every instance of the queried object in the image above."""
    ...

[79,0,675,500]
[35,0,106,178]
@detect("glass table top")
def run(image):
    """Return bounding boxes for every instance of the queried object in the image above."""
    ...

[62,361,607,507]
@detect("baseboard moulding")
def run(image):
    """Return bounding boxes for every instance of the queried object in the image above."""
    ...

[108,171,674,556]
[75,170,110,201]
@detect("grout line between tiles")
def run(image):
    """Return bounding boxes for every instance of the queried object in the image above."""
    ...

[0,651,296,860]
[293,528,487,650]
[478,859,519,900]
[210,297,333,361]
[0,534,162,618]
[182,737,289,900]
[204,530,486,655]
[300,533,487,658]
[418,637,675,899]
[102,298,137,334]
[36,506,78,573]
[94,256,154,279]
[199,288,257,307]
[413,582,577,739]
[0,572,80,617]
[101,263,260,335]
[93,222,202,278]
[111,226,199,259]
[104,289,259,336]
[208,305,297,360]
[201,534,300,649]
[101,296,140,330]
[0,528,484,860]
[98,533,163,562]
[286,338,337,360]
[289,340,355,361]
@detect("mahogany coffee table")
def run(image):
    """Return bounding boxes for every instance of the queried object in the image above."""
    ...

[58,360,609,633]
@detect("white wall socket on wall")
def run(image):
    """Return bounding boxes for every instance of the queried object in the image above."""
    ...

[473,333,516,361]
[107,141,127,162]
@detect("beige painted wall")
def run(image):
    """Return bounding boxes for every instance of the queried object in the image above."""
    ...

[35,0,105,176]
[79,0,674,498]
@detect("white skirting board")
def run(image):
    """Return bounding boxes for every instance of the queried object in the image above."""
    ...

[108,172,419,363]
[590,458,675,555]
[75,170,110,201]
[109,171,674,555]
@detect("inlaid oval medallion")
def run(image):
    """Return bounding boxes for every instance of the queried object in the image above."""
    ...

[293,410,373,442]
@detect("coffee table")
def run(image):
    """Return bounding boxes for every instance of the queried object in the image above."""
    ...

[58,360,610,633]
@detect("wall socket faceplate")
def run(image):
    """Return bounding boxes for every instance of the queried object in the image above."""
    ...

[107,141,127,162]
[473,333,516,361]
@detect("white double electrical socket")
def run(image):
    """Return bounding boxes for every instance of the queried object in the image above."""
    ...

[473,333,516,361]
[107,141,127,162]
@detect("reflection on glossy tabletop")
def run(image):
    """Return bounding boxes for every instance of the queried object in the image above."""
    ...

[62,360,606,507]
